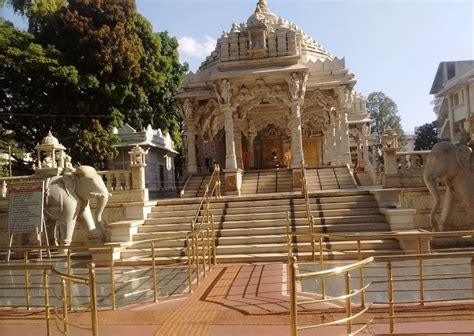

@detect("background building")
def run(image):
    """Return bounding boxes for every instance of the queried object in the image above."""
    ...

[430,60,474,143]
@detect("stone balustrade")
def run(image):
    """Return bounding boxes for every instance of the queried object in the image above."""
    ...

[382,149,431,188]
[395,151,430,170]
[96,170,132,192]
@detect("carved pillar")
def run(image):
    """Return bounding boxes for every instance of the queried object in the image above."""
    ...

[234,119,243,169]
[248,132,256,169]
[222,105,238,170]
[335,85,352,166]
[186,121,198,174]
[362,124,369,165]
[290,101,304,167]
[197,131,206,173]
[333,111,342,165]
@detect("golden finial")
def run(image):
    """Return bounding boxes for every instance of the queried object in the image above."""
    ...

[256,0,268,13]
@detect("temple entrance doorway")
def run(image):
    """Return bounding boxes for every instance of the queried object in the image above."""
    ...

[302,137,322,168]
[254,124,290,169]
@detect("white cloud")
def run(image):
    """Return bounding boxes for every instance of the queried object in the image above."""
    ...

[178,35,217,60]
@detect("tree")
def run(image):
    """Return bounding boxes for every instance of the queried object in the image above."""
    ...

[0,0,187,169]
[366,92,405,142]
[414,121,438,150]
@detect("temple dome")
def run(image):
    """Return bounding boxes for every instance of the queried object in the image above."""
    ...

[196,0,333,71]
[41,131,60,146]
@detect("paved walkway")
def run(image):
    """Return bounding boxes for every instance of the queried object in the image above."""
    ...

[0,263,473,335]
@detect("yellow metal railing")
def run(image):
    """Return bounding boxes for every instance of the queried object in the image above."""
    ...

[287,230,474,335]
[289,256,374,336]
[189,164,221,279]
[0,262,99,336]
[372,252,474,334]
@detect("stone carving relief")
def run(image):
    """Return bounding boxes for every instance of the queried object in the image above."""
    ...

[349,127,362,142]
[234,78,289,117]
[286,72,308,102]
[303,89,337,112]
[335,85,353,109]
[182,98,194,120]
[214,79,234,105]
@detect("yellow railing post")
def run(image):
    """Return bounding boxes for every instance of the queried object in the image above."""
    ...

[319,236,325,299]
[151,242,158,303]
[211,215,217,266]
[43,270,52,336]
[88,263,100,336]
[357,240,365,308]
[345,272,352,335]
[24,251,30,310]
[206,226,211,270]
[417,237,425,306]
[61,279,69,336]
[110,247,116,310]
[310,216,315,263]
[201,231,206,277]
[387,261,395,334]
[66,249,73,310]
[186,236,193,293]
[286,211,291,263]
[289,256,298,336]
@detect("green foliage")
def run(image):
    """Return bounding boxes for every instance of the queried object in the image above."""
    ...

[366,91,405,143]
[414,121,438,150]
[0,0,186,170]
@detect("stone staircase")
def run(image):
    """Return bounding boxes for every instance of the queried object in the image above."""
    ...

[305,166,357,190]
[182,166,356,197]
[240,169,293,194]
[353,168,373,186]
[181,174,224,198]
[120,190,400,264]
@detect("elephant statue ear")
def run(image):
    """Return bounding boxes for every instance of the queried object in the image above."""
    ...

[455,145,473,171]
[63,173,76,198]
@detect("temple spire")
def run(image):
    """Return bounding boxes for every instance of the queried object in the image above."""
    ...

[255,0,269,13]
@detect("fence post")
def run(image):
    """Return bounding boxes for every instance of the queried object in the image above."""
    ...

[345,272,352,335]
[387,261,395,334]
[24,251,30,310]
[417,237,425,306]
[186,236,193,293]
[151,242,158,303]
[61,279,69,335]
[67,249,73,310]
[43,270,52,336]
[289,256,298,336]
[89,263,100,336]
[110,247,116,310]
[319,236,325,299]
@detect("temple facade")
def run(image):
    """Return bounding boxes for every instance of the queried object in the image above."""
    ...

[178,0,371,193]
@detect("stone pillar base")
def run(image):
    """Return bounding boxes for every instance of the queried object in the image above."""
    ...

[394,230,432,254]
[291,167,303,191]
[224,169,243,196]
[380,208,417,230]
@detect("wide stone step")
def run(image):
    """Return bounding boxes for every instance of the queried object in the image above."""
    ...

[153,201,379,218]
[216,240,399,255]
[121,240,398,259]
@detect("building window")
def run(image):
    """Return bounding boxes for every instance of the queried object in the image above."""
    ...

[452,91,462,107]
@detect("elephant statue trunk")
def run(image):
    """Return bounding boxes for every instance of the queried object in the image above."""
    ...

[423,171,441,230]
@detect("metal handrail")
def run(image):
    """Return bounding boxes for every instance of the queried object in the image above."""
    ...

[0,262,99,336]
[289,256,373,336]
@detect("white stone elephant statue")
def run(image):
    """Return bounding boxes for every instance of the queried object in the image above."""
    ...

[423,141,474,231]
[44,165,110,245]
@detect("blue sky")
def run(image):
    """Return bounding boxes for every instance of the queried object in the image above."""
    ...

[2,0,473,133]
